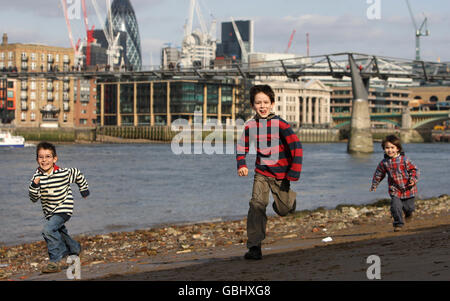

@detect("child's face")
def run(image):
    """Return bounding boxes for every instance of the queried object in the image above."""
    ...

[252,92,274,119]
[384,142,400,158]
[37,148,58,174]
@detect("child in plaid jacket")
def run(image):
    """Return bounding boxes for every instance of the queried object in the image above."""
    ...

[370,135,419,231]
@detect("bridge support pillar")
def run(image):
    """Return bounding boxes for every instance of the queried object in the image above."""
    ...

[347,54,373,153]
[400,107,414,143]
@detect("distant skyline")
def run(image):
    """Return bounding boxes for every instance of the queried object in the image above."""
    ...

[0,0,449,66]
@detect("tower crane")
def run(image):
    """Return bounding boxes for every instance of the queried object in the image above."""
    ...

[91,0,122,67]
[285,29,296,53]
[405,0,430,60]
[230,17,248,64]
[179,0,216,69]
[81,0,95,66]
[61,0,84,66]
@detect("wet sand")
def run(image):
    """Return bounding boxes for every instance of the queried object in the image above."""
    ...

[95,219,450,281]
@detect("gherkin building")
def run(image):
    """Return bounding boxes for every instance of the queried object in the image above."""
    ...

[106,0,142,70]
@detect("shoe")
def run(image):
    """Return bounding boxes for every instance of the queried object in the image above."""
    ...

[289,199,297,214]
[41,262,61,274]
[405,212,413,223]
[394,226,403,232]
[244,246,262,260]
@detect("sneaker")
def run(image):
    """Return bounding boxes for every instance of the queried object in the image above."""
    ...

[41,262,61,274]
[289,199,297,214]
[405,212,414,223]
[394,226,403,232]
[244,246,262,260]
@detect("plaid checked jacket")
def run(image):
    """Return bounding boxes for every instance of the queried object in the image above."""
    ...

[371,153,419,199]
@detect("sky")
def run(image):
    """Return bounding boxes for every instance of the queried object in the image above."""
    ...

[0,0,449,66]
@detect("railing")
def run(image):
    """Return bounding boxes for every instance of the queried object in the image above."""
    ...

[2,52,450,81]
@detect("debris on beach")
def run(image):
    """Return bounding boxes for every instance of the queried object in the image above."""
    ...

[322,237,333,243]
[0,195,448,280]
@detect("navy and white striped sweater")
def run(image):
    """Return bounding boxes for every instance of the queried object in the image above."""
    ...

[28,165,89,219]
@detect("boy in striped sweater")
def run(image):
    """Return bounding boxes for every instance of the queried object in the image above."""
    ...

[29,142,89,273]
[237,85,303,260]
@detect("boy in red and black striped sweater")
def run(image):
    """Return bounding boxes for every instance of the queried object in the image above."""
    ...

[236,85,303,260]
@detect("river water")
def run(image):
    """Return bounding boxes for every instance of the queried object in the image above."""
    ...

[1,142,449,246]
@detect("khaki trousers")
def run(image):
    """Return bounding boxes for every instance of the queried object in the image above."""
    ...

[247,173,297,248]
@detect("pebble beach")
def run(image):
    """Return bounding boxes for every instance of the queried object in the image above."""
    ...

[1,195,449,281]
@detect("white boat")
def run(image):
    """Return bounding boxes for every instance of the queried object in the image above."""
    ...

[0,131,25,147]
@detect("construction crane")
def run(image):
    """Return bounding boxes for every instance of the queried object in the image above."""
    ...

[91,0,122,67]
[405,0,430,60]
[285,29,296,53]
[61,0,84,66]
[179,0,216,69]
[230,17,248,64]
[81,0,95,66]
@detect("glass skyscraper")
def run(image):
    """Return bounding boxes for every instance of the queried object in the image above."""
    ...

[106,0,142,70]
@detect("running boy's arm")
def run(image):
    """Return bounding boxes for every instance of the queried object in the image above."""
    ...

[68,168,90,198]
[370,161,386,191]
[236,123,250,173]
[405,158,419,186]
[28,173,41,203]
[279,121,303,182]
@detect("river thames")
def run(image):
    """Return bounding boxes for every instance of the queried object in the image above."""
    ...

[1,142,449,246]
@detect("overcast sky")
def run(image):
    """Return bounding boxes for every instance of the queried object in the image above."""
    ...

[0,0,449,66]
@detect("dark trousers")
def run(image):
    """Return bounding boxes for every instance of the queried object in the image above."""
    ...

[247,173,296,248]
[390,196,415,227]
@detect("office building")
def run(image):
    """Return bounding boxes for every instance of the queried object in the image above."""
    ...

[216,20,254,61]
[106,0,142,70]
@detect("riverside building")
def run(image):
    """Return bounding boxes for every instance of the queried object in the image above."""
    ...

[96,79,239,127]
[256,79,332,129]
[0,33,75,128]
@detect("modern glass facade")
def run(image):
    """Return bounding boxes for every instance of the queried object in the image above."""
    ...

[106,0,142,70]
[98,80,235,126]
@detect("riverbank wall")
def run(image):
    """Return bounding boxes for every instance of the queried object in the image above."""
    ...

[7,126,437,143]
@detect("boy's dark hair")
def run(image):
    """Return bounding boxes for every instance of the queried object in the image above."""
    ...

[382,135,402,152]
[250,85,275,106]
[36,142,57,159]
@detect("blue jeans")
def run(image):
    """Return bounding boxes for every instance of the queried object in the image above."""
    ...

[390,196,415,227]
[42,214,81,262]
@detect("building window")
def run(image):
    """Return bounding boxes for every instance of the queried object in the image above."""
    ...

[31,101,36,110]
[31,53,36,61]
[8,52,13,59]
[21,112,26,121]
[0,52,4,59]
[80,119,87,125]
[31,112,36,121]
[63,113,68,122]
